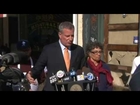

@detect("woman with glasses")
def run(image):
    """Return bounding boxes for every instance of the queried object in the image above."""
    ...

[83,41,113,91]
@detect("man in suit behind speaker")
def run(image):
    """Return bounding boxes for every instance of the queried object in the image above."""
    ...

[26,21,85,91]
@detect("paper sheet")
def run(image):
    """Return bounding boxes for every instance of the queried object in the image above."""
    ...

[30,79,39,91]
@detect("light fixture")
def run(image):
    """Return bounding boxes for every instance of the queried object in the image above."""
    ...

[122,14,127,18]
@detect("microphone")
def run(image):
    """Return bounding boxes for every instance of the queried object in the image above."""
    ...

[82,67,95,91]
[76,70,85,81]
[49,73,59,91]
[49,73,58,84]
[1,51,29,65]
[77,69,82,75]
[63,71,71,82]
[55,70,66,91]
[82,67,90,75]
[56,70,65,82]
[69,67,77,81]
[82,67,95,80]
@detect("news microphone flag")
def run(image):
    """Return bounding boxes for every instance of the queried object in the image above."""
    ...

[0,14,7,18]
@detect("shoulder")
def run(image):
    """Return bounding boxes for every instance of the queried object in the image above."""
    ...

[71,44,84,51]
[133,56,140,63]
[136,64,140,69]
[43,42,58,51]
[102,61,110,71]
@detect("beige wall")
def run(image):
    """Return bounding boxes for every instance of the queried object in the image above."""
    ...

[109,30,138,45]
[108,51,137,66]
[108,14,138,66]
[109,14,138,24]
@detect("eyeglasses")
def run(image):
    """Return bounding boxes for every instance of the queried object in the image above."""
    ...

[90,51,103,54]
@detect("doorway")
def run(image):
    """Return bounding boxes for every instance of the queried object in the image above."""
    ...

[19,14,73,59]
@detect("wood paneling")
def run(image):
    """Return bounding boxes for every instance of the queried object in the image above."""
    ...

[104,14,109,62]
[103,14,139,73]
[109,64,131,73]
[109,23,138,31]
[108,44,138,51]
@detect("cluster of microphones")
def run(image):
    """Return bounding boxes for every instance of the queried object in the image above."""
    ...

[49,67,97,91]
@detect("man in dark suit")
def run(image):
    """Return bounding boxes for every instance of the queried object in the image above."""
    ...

[27,21,85,91]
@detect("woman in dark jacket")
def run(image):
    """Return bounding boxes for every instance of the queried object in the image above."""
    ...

[83,41,113,91]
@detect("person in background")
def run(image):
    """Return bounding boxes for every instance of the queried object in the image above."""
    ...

[128,63,140,91]
[12,40,46,91]
[126,55,140,86]
[83,41,113,91]
[26,21,85,91]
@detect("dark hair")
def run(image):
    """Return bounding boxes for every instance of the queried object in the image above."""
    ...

[85,41,103,56]
[58,21,74,32]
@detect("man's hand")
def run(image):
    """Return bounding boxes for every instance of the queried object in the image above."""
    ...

[26,71,36,84]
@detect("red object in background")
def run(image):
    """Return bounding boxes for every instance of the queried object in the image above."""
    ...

[0,14,7,18]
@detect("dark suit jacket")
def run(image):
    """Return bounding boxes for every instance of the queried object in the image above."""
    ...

[129,64,140,91]
[31,41,85,91]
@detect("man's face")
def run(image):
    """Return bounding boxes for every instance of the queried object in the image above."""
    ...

[59,28,74,47]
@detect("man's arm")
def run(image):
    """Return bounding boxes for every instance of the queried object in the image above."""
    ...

[31,46,48,79]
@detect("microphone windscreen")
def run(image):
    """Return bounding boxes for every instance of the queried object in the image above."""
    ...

[12,51,29,64]
[70,67,76,71]
[76,69,82,75]
[82,67,91,75]
[2,51,29,65]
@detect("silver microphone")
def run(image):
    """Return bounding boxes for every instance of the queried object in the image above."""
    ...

[56,70,65,91]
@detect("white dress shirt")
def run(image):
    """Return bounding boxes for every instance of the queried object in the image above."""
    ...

[126,56,140,85]
[130,56,140,74]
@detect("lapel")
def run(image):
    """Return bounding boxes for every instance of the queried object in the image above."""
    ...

[54,41,66,71]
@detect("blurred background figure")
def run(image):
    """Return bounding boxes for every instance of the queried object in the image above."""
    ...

[11,39,46,91]
[0,43,10,56]
[126,55,140,86]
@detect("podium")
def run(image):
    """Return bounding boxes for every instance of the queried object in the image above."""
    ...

[54,80,96,91]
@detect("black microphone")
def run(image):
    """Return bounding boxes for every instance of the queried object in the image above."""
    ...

[77,69,82,75]
[69,67,77,81]
[49,73,58,84]
[63,71,71,82]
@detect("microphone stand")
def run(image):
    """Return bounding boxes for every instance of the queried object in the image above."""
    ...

[52,73,58,91]
[91,82,95,91]
[61,79,65,91]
